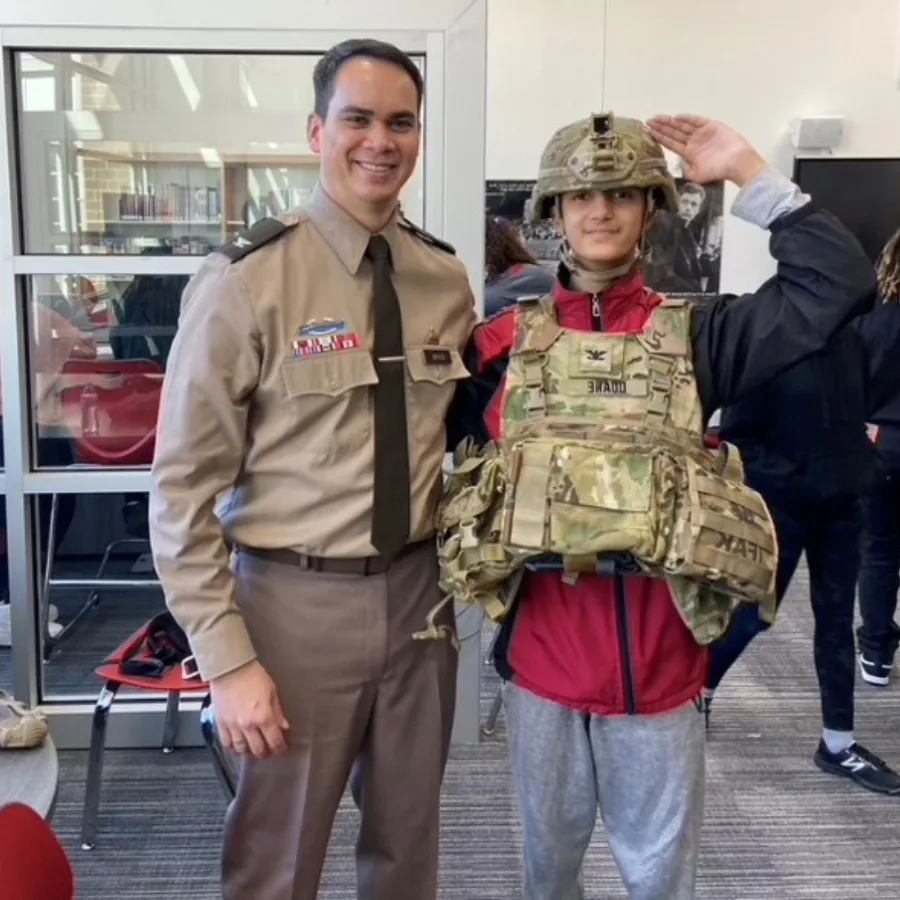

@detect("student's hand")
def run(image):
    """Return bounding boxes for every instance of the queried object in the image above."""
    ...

[647,115,767,188]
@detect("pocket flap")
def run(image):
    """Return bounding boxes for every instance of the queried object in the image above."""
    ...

[406,346,469,386]
[281,347,378,398]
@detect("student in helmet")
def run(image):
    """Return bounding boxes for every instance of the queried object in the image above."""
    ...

[444,112,875,899]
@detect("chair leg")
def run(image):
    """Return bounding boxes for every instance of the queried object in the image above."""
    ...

[40,494,59,661]
[482,682,505,737]
[200,693,237,802]
[87,540,118,605]
[162,691,180,754]
[81,681,120,850]
[483,623,502,666]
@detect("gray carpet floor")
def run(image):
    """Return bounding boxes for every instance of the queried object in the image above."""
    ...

[0,557,167,698]
[24,560,900,897]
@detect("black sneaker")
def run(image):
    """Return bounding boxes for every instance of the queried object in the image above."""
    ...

[814,741,900,795]
[859,652,893,687]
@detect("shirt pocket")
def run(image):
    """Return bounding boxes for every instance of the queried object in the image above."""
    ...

[405,345,470,446]
[280,348,378,456]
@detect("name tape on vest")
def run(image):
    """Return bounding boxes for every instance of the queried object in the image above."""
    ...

[583,378,649,397]
[715,533,773,565]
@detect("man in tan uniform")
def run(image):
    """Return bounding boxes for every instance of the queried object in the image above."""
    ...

[148,38,476,900]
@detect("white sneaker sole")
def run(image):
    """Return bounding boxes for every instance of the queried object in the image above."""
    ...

[859,656,891,687]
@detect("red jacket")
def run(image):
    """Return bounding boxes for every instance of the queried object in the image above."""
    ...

[473,271,707,716]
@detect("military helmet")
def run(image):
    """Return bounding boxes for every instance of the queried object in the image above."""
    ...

[529,112,679,222]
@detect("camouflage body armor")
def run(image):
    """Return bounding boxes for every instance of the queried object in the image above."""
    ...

[437,294,779,645]
[434,112,779,647]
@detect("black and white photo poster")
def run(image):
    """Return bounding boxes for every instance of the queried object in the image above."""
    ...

[484,177,724,296]
[642,179,724,298]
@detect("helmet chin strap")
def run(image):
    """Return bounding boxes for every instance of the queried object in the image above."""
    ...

[557,191,657,293]
[559,239,638,292]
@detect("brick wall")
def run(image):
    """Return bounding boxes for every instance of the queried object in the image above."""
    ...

[78,63,133,232]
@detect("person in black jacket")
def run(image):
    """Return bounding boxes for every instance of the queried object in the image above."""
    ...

[703,319,900,794]
[109,246,186,371]
[855,228,900,688]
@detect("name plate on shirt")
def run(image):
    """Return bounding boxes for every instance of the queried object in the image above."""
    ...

[423,348,453,366]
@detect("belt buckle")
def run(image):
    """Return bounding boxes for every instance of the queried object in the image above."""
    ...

[181,655,201,681]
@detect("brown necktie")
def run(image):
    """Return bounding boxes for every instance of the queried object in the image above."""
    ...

[366,235,410,563]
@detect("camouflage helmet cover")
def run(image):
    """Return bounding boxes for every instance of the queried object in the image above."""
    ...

[529,112,679,222]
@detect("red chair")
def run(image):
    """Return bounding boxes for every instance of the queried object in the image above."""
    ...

[57,357,163,467]
[80,617,214,850]
[42,358,164,657]
[0,802,74,900]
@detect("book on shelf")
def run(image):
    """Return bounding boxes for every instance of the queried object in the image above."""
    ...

[102,185,223,223]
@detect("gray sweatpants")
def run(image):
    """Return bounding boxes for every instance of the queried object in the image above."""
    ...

[505,682,705,900]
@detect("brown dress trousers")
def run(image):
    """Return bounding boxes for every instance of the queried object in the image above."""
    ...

[221,541,457,900]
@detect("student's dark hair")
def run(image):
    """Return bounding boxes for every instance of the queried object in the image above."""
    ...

[485,215,538,282]
[312,39,424,119]
[877,227,900,302]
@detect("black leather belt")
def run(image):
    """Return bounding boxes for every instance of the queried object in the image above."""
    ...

[238,538,432,576]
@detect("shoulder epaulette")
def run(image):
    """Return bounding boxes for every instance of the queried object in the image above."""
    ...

[218,217,299,263]
[399,217,456,255]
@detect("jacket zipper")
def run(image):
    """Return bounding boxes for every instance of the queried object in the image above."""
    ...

[615,573,637,714]
[594,294,634,711]
[591,293,603,331]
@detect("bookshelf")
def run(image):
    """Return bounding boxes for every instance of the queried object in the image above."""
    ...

[74,149,321,254]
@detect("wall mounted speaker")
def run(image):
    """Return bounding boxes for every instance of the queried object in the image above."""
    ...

[789,115,844,150]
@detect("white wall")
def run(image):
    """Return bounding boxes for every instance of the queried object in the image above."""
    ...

[5,0,900,294]
[0,0,471,31]
[486,0,900,293]
[485,0,606,178]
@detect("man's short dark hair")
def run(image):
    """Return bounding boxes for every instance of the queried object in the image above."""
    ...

[312,39,424,119]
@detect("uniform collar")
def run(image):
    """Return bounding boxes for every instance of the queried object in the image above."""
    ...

[306,183,402,275]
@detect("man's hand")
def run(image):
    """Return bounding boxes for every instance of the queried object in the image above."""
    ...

[646,114,767,188]
[210,660,289,758]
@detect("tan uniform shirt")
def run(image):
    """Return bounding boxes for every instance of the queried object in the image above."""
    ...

[148,185,477,681]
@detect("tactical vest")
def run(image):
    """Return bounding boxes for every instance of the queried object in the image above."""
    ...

[435,295,779,647]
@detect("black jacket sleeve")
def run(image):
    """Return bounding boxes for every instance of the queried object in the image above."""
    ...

[854,295,900,423]
[718,383,770,447]
[690,204,877,415]
[445,338,496,450]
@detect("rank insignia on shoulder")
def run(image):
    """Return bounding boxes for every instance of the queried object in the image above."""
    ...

[398,216,456,255]
[219,217,299,263]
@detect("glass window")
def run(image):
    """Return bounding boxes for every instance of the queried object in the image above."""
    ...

[28,274,177,469]
[14,52,426,255]
[37,491,163,701]
[0,345,4,472]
